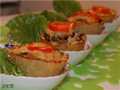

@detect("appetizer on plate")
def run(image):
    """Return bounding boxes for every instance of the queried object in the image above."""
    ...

[1,0,119,89]
[88,6,116,23]
[68,11,104,34]
[7,42,68,77]
[40,21,86,51]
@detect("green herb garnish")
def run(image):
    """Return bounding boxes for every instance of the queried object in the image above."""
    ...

[0,26,10,44]
[41,10,67,22]
[6,14,48,45]
[53,0,82,17]
[0,49,24,76]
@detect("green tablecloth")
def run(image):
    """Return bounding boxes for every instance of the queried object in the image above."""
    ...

[56,32,120,90]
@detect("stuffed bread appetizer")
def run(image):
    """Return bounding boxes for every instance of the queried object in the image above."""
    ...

[68,11,104,34]
[88,6,116,23]
[7,42,68,77]
[40,21,86,51]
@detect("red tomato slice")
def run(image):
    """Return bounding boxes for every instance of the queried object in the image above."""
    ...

[90,6,112,15]
[69,11,101,23]
[48,21,75,32]
[27,43,54,52]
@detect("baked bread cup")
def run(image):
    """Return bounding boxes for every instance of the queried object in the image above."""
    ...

[7,42,68,77]
[68,11,104,34]
[40,21,86,51]
[88,6,116,23]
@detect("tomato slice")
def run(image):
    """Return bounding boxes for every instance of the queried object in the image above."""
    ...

[27,43,54,52]
[69,11,101,23]
[48,21,75,32]
[90,6,112,15]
